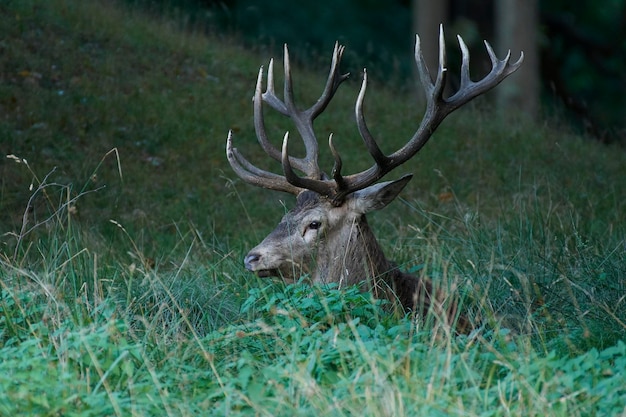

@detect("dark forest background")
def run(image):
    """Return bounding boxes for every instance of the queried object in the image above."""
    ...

[121,0,626,144]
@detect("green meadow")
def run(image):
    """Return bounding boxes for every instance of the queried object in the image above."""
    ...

[1,1,625,415]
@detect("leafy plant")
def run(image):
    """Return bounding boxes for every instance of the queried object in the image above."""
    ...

[0,0,625,415]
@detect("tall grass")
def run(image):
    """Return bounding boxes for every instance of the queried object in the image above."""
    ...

[2,151,624,415]
[2,217,625,415]
[1,0,625,415]
[399,183,626,351]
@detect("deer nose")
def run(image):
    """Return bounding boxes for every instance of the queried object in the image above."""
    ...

[244,253,261,271]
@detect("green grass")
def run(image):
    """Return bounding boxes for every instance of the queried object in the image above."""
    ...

[1,0,625,415]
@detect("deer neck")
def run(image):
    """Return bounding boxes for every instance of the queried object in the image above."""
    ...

[312,215,393,288]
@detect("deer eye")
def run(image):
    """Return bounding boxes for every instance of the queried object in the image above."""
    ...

[302,220,323,238]
[306,221,321,231]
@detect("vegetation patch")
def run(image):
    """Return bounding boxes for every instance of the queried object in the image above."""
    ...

[0,0,624,415]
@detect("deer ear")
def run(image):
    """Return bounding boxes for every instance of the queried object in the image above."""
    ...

[348,174,413,214]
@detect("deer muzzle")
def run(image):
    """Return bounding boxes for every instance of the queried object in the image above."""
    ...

[244,252,278,278]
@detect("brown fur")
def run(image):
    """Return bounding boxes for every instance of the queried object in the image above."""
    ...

[244,188,469,332]
[233,33,523,335]
[344,216,468,331]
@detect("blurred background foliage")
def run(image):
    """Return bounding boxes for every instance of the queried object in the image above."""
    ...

[122,0,626,143]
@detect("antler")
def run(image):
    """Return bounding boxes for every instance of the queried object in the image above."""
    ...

[227,42,349,195]
[227,25,524,204]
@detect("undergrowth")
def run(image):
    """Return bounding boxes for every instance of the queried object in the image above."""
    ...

[1,151,625,415]
[2,244,626,415]
[0,0,625,415]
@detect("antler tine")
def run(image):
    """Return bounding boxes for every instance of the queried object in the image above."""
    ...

[309,42,350,118]
[281,132,334,196]
[280,42,350,180]
[263,59,288,114]
[331,25,523,198]
[282,44,320,178]
[282,44,297,114]
[458,35,473,89]
[253,62,312,174]
[432,24,448,102]
[227,28,522,203]
[230,41,353,198]
[414,26,448,98]
[226,130,302,195]
[253,65,281,162]
[448,36,524,106]
[256,43,351,184]
[328,133,347,189]
[356,69,389,167]
[250,47,322,179]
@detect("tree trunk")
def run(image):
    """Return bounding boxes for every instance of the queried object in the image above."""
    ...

[412,1,449,70]
[495,0,540,119]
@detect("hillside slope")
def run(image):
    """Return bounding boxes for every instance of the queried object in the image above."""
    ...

[0,1,625,415]
[1,0,625,338]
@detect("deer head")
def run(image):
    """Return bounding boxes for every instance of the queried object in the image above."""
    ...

[227,26,523,314]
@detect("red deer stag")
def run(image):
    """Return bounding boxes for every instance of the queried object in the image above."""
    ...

[226,26,523,329]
